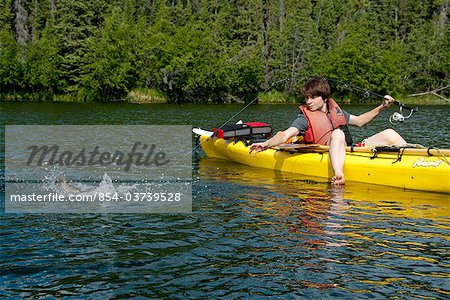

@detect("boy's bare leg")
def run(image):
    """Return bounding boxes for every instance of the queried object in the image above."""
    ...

[364,129,406,146]
[329,129,346,185]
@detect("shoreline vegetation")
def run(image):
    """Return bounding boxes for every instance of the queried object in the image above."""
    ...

[0,89,448,105]
[1,1,448,105]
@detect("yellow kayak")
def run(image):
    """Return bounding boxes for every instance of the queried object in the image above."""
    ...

[195,129,450,193]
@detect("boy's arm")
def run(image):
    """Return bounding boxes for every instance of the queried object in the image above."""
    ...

[348,95,395,127]
[249,127,299,154]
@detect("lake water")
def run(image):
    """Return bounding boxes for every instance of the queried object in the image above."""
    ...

[1,102,449,298]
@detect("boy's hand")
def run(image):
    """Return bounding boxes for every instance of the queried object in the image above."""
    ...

[382,95,396,108]
[249,142,269,155]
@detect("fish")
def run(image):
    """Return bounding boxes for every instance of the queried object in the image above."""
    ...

[56,175,82,194]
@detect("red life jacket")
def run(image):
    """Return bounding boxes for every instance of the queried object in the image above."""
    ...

[299,98,347,145]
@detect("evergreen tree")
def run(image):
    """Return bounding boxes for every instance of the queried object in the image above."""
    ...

[23,28,61,94]
[0,0,22,92]
[0,0,448,101]
[53,0,107,94]
[0,26,22,92]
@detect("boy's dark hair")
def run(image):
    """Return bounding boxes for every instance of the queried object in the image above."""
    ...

[301,77,331,100]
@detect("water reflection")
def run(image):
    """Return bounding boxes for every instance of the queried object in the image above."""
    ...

[195,157,450,297]
[197,157,449,220]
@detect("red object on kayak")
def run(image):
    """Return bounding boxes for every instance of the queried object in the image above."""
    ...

[213,122,272,138]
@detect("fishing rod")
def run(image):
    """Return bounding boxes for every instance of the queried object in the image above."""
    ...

[166,77,292,175]
[204,75,418,129]
[207,77,292,137]
[191,77,291,153]
[325,77,419,125]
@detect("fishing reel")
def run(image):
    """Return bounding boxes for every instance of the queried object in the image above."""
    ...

[389,103,418,125]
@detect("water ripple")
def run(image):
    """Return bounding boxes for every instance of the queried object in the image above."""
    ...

[1,103,449,298]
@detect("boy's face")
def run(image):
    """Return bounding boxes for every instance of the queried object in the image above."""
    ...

[304,96,326,112]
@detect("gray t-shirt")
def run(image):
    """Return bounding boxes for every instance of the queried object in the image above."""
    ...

[290,110,351,134]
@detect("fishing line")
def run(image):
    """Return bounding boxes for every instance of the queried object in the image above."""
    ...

[217,78,292,129]
[192,77,291,146]
[162,77,292,175]
[166,75,417,176]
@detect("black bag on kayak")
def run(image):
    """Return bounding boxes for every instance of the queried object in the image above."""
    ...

[213,122,272,139]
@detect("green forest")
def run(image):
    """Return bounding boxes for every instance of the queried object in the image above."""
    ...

[0,0,448,103]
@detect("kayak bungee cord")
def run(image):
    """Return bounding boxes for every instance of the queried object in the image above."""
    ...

[429,147,450,166]
[324,77,419,125]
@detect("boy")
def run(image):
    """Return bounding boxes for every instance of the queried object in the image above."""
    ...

[249,77,406,185]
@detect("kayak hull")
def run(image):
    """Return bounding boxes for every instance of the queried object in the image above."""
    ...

[198,135,450,193]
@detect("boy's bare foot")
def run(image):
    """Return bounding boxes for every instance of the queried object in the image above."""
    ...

[331,171,345,186]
